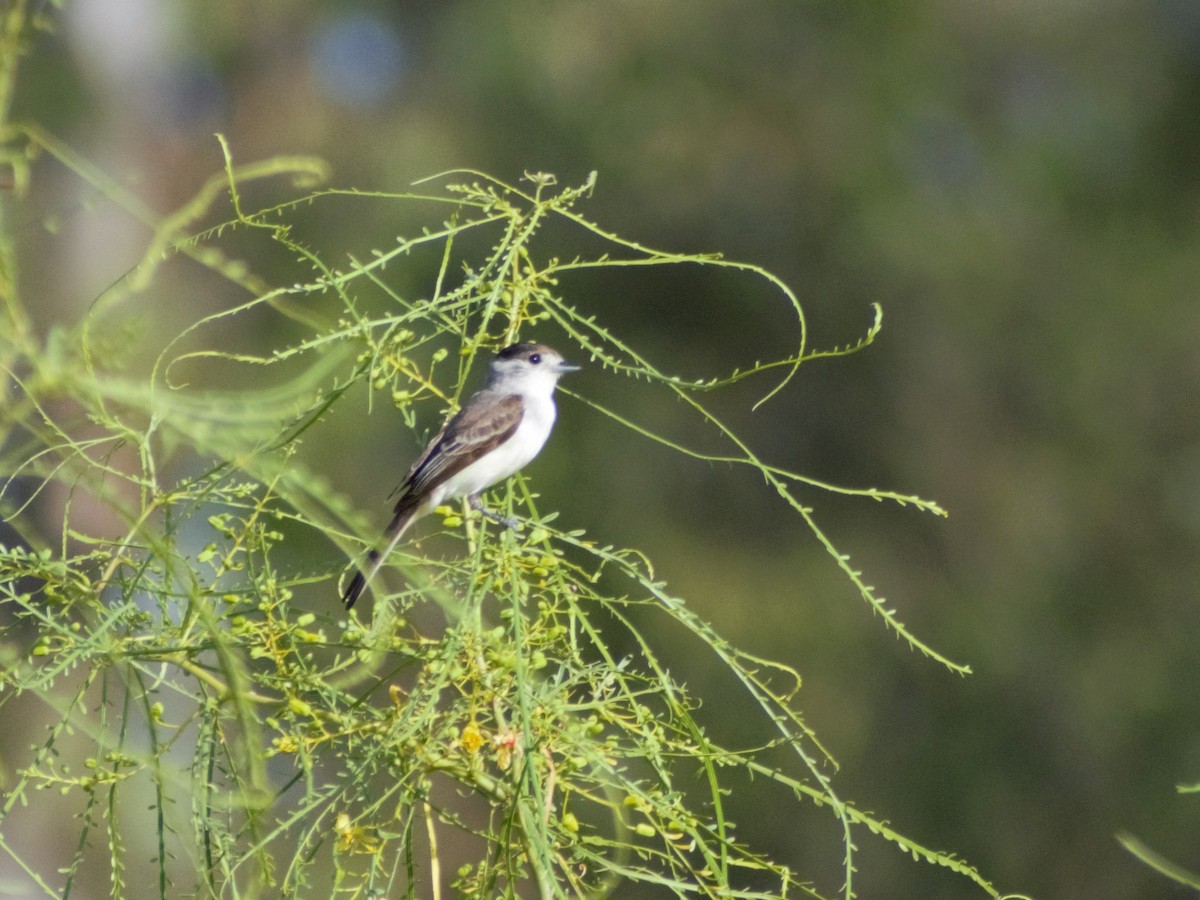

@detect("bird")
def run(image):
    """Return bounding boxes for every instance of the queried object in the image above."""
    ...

[341,342,579,608]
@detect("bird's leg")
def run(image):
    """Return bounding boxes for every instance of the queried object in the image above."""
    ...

[468,493,521,531]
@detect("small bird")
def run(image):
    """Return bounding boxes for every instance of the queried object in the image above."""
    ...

[342,342,579,608]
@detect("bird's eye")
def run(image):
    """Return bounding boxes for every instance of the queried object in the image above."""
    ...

[529,353,542,365]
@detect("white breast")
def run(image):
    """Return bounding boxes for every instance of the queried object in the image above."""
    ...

[424,392,557,510]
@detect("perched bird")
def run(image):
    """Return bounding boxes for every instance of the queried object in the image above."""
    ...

[342,342,578,608]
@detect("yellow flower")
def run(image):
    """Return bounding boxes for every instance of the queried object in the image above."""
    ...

[460,722,486,755]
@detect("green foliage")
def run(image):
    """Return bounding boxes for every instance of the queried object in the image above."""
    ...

[0,143,995,898]
[0,11,998,886]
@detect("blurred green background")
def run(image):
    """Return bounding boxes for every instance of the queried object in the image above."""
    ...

[13,1,1200,897]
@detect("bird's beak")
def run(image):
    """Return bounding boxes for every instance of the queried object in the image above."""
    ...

[555,360,581,373]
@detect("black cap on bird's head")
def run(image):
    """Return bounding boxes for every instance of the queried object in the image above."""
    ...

[492,342,579,374]
[496,342,540,361]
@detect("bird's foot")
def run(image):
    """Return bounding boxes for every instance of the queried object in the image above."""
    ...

[469,495,522,531]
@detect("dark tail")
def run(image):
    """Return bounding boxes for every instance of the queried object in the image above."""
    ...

[341,549,380,609]
[342,504,417,609]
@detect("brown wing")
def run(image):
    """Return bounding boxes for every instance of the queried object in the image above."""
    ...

[393,392,524,511]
